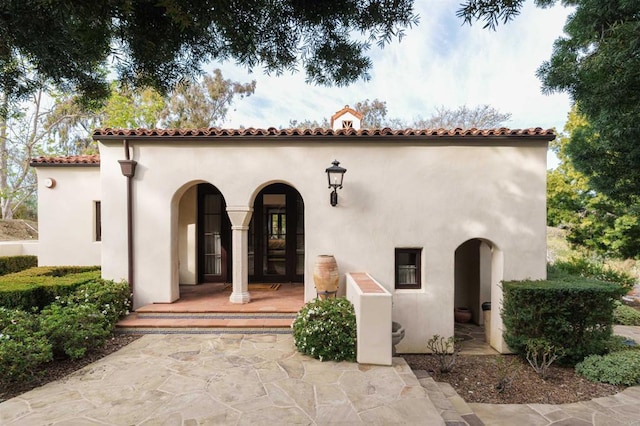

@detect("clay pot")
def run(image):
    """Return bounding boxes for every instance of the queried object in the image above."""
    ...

[454,307,472,323]
[313,255,339,298]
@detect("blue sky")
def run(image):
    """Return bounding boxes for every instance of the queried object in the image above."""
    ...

[214,1,573,139]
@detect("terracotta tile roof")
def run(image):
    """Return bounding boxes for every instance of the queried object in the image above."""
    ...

[30,154,100,166]
[93,127,555,138]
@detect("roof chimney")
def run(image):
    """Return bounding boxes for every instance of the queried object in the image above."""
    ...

[330,105,363,131]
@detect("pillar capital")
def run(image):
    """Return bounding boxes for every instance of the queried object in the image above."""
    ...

[226,206,253,227]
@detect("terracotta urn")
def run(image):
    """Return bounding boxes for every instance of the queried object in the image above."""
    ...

[313,255,339,298]
[454,307,472,323]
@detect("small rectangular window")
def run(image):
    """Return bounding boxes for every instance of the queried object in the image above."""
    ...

[95,201,102,242]
[395,248,421,289]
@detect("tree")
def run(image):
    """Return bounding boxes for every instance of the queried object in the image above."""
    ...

[547,108,640,259]
[0,69,255,219]
[1,0,418,104]
[457,0,556,30]
[289,101,511,130]
[162,70,256,128]
[101,85,165,129]
[1,85,57,219]
[536,1,640,204]
[414,105,511,129]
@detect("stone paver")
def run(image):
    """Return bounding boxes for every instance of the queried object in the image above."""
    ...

[4,327,640,425]
[0,334,444,425]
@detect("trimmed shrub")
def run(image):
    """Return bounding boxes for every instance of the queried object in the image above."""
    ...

[0,255,37,276]
[0,307,52,381]
[292,297,356,362]
[576,351,640,386]
[39,303,111,359]
[502,275,624,365]
[0,266,101,310]
[613,302,640,326]
[58,279,131,327]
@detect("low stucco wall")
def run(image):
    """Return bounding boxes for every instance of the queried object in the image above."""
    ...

[0,241,38,256]
[346,272,392,366]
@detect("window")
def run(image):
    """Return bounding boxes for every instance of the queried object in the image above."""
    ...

[94,201,102,242]
[395,248,421,289]
[342,120,353,129]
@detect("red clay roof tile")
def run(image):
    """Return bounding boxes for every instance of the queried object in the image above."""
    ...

[33,127,555,165]
[92,127,555,138]
[30,154,100,166]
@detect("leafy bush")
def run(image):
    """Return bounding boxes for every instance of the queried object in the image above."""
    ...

[58,279,131,327]
[292,297,356,362]
[576,351,640,386]
[0,307,52,381]
[426,334,459,373]
[524,338,564,379]
[613,301,640,326]
[549,257,636,292]
[502,275,624,365]
[39,303,111,359]
[0,266,101,310]
[0,255,37,276]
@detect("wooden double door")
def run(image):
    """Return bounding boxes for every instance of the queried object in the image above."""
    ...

[198,183,304,283]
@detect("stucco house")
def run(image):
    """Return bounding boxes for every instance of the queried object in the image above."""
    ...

[31,106,554,353]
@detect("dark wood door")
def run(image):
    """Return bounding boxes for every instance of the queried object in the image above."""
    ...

[249,184,304,283]
[198,184,231,282]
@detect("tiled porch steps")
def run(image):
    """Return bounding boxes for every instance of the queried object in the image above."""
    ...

[116,311,297,335]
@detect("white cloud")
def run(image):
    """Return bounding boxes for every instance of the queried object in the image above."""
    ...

[216,1,573,133]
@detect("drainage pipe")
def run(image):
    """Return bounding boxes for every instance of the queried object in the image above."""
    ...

[118,140,137,305]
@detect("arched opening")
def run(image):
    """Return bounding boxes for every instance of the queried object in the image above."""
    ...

[454,239,494,338]
[249,183,304,283]
[176,182,231,286]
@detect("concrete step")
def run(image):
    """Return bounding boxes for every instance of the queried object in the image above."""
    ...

[116,312,297,335]
[414,370,485,426]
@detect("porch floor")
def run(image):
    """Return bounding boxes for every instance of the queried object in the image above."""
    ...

[136,282,305,314]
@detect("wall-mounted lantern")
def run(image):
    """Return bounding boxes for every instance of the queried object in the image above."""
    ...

[325,160,346,207]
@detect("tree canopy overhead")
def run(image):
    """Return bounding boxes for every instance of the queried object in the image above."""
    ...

[1,0,418,104]
[537,0,640,203]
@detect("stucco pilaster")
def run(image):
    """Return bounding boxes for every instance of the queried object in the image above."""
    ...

[227,206,253,304]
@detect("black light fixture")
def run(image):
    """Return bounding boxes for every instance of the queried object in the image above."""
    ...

[325,160,347,206]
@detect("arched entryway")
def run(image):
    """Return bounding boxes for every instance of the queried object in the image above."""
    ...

[249,183,304,283]
[176,182,231,286]
[454,239,494,326]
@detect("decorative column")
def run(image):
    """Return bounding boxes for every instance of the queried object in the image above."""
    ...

[226,206,253,304]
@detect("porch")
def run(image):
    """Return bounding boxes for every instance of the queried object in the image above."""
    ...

[116,283,305,334]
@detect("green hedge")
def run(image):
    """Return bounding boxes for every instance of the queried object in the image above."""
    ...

[502,272,625,366]
[0,266,101,311]
[0,255,38,276]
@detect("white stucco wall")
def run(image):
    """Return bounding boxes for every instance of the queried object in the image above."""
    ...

[96,136,549,352]
[0,241,38,256]
[35,166,101,266]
